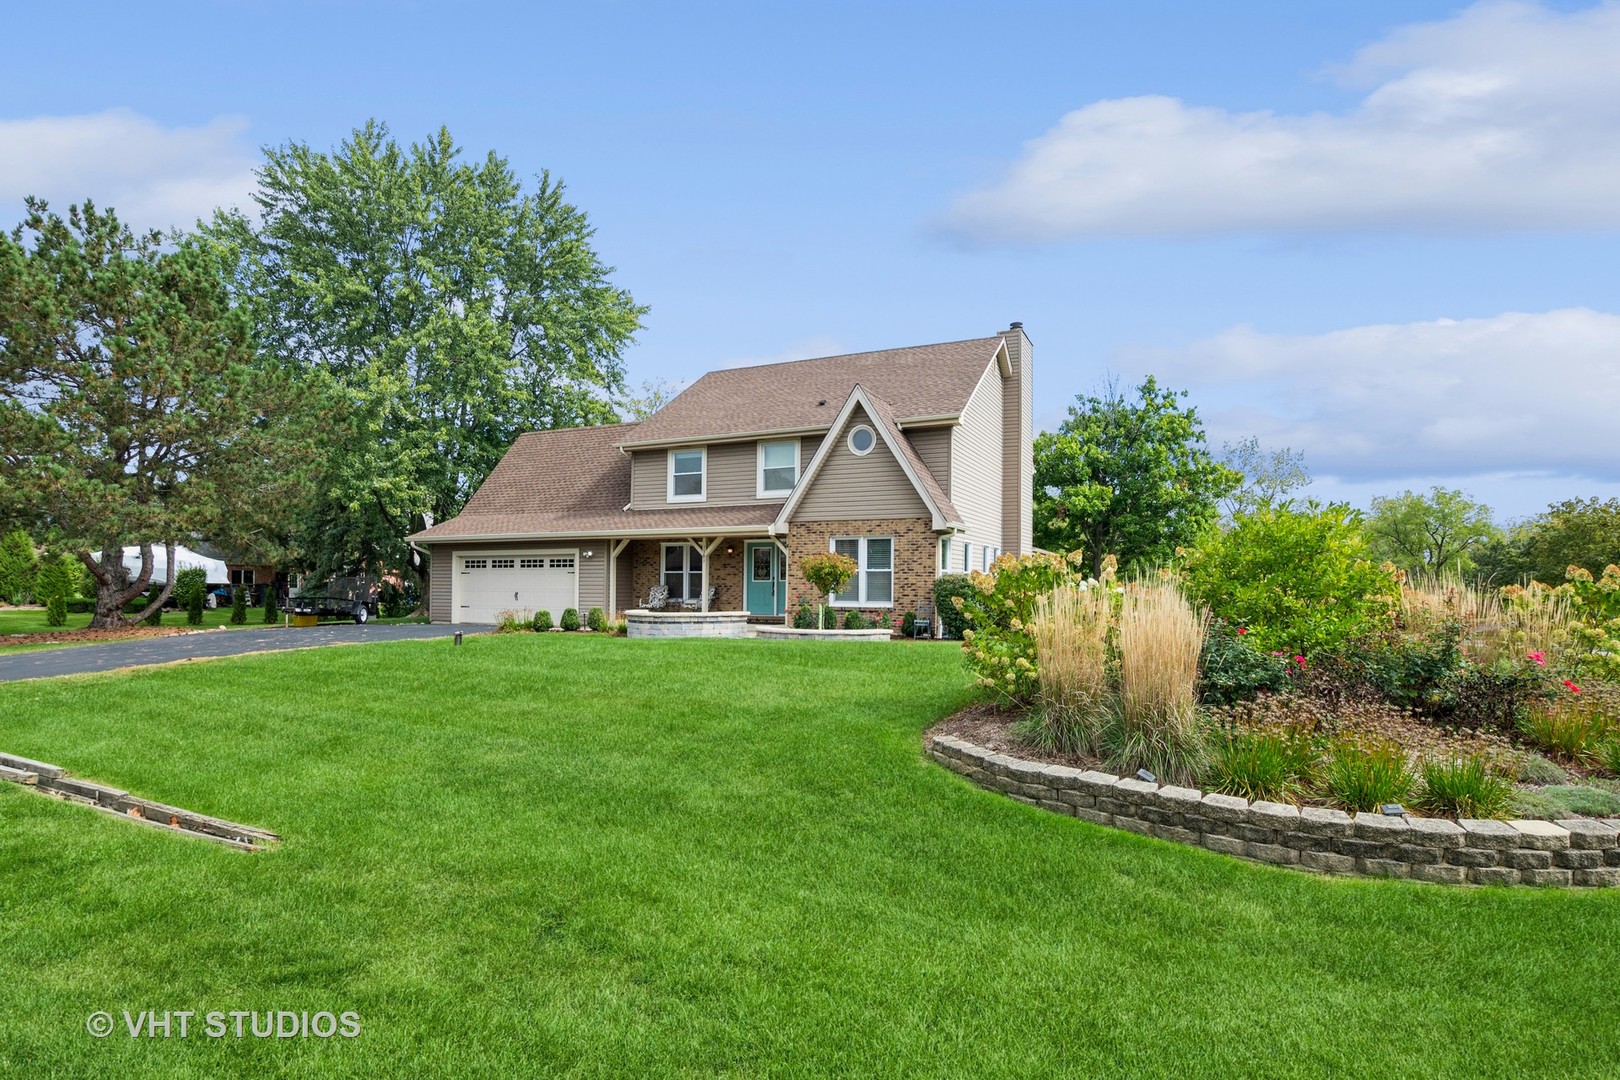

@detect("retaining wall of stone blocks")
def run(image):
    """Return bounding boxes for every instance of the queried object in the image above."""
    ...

[926,735,1620,887]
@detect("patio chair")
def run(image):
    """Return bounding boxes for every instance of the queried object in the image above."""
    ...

[680,586,718,612]
[912,600,934,639]
[643,585,669,611]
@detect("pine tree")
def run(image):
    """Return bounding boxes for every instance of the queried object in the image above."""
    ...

[263,588,280,624]
[0,530,37,604]
[231,585,248,624]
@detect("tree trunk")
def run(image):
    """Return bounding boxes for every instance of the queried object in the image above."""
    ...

[82,541,176,628]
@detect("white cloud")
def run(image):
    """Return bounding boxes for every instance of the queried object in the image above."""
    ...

[946,1,1620,241]
[1128,307,1620,484]
[0,109,258,232]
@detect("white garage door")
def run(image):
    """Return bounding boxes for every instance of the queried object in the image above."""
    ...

[456,552,577,624]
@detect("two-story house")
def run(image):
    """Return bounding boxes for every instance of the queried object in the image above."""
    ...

[407,323,1033,627]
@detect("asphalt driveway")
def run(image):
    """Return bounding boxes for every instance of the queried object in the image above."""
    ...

[0,622,484,683]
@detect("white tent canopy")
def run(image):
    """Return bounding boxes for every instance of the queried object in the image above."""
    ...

[98,545,230,586]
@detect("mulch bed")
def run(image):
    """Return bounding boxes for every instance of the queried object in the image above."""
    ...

[926,702,1110,772]
[1,626,210,648]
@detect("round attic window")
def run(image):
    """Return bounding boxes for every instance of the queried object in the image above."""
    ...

[847,424,876,456]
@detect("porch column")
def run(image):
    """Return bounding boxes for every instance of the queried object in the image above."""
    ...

[700,537,724,612]
[608,538,631,614]
[773,538,791,624]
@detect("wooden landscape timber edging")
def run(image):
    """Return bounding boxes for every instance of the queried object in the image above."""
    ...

[926,735,1620,887]
[0,752,278,852]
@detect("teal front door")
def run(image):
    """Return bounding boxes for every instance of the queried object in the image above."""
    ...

[744,542,785,616]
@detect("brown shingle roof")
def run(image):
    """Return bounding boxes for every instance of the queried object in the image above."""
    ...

[407,423,782,541]
[620,335,1006,446]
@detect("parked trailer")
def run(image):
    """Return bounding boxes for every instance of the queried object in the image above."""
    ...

[285,575,379,625]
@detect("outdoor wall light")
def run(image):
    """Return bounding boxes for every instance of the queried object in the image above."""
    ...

[582,550,594,558]
[1135,769,1157,783]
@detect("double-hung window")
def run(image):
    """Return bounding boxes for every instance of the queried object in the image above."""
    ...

[662,543,704,600]
[757,439,799,497]
[830,537,893,606]
[668,448,706,502]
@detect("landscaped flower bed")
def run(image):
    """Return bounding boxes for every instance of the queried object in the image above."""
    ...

[938,545,1620,851]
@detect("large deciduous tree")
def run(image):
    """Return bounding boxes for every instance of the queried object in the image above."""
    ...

[204,121,646,601]
[1365,487,1498,580]
[1475,497,1620,585]
[0,199,322,627]
[1034,376,1239,576]
[1220,436,1310,518]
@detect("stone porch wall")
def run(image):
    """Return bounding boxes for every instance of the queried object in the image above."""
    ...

[927,735,1620,887]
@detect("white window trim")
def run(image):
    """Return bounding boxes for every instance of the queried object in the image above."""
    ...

[756,437,801,498]
[660,543,704,601]
[667,447,707,503]
[846,424,876,456]
[828,536,895,608]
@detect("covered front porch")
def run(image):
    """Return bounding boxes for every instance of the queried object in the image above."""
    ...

[612,534,791,619]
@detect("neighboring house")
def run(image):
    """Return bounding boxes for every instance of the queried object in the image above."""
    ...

[407,324,1034,626]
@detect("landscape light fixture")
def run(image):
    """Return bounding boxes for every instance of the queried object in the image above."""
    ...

[1135,769,1157,784]
[1381,803,1405,816]
[454,631,462,646]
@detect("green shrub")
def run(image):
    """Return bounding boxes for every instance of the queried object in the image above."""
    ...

[1199,619,1292,705]
[143,586,164,626]
[1182,502,1399,657]
[533,609,553,632]
[1518,696,1610,763]
[1416,755,1513,818]
[262,587,279,624]
[959,553,1090,704]
[933,574,976,640]
[33,555,82,610]
[378,580,410,618]
[1208,727,1319,803]
[792,598,817,630]
[171,566,207,625]
[496,610,528,632]
[900,611,918,637]
[842,610,868,630]
[230,586,248,624]
[1516,752,1569,785]
[587,607,608,632]
[1324,738,1414,812]
[1510,784,1620,820]
[560,607,581,631]
[45,593,67,626]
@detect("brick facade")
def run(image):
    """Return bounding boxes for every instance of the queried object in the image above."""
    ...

[625,539,747,612]
[785,517,937,628]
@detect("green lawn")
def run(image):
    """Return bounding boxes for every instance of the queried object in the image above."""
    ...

[0,637,1616,1078]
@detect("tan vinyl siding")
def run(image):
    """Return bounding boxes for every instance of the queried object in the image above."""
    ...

[706,441,763,503]
[429,544,453,623]
[950,362,1004,560]
[908,426,951,493]
[629,449,669,509]
[614,548,636,613]
[577,541,608,613]
[793,405,929,522]
[1002,330,1034,553]
[630,437,823,508]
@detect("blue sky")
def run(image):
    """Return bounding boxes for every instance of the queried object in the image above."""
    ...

[4,0,1618,520]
